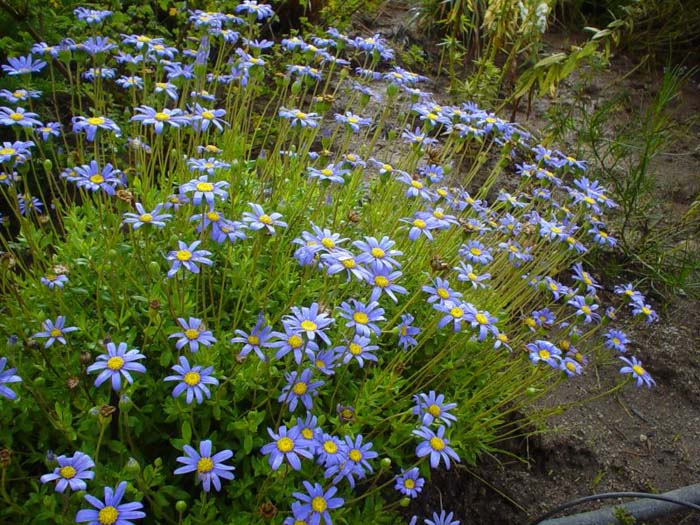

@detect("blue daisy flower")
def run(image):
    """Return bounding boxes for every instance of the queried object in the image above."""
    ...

[174,440,235,492]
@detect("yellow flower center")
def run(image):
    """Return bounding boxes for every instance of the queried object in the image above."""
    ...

[341,258,356,269]
[302,428,314,440]
[498,333,509,343]
[470,247,482,256]
[450,307,464,319]
[382,163,393,172]
[551,226,562,234]
[349,343,362,355]
[353,312,369,324]
[300,320,317,331]
[154,112,170,121]
[315,359,324,369]
[87,117,105,126]
[196,182,214,192]
[90,174,105,184]
[632,365,646,376]
[404,478,416,489]
[433,210,444,219]
[560,340,570,351]
[411,180,423,189]
[201,111,214,120]
[288,335,303,348]
[184,328,200,340]
[430,437,445,451]
[413,219,426,229]
[641,306,651,315]
[294,111,307,119]
[277,437,294,452]
[140,213,153,223]
[259,214,273,225]
[348,116,359,123]
[12,90,24,98]
[98,506,119,525]
[323,441,337,454]
[107,356,125,371]
[9,112,23,121]
[566,361,577,372]
[183,371,201,386]
[204,163,215,169]
[247,335,260,345]
[59,465,76,479]
[321,237,335,249]
[311,496,327,513]
[475,313,489,325]
[206,211,220,221]
[374,276,389,288]
[321,169,333,177]
[197,457,214,474]
[538,350,551,360]
[525,317,537,328]
[205,145,219,152]
[428,404,441,417]
[581,305,591,315]
[426,112,438,121]
[612,338,621,346]
[583,274,592,285]
[137,35,151,42]
[349,449,362,462]
[292,382,307,395]
[176,250,192,262]
[0,148,15,155]
[566,236,577,245]
[435,288,450,299]
[467,272,478,282]
[50,328,62,338]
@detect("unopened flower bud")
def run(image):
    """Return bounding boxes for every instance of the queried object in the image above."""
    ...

[175,501,187,513]
[119,394,132,412]
[125,457,140,474]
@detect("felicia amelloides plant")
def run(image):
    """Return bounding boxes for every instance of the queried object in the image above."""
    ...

[0,3,659,525]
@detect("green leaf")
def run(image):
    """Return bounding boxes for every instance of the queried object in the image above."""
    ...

[533,53,567,68]
[181,420,192,443]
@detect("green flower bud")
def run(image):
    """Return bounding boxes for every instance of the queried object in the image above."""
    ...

[359,93,370,109]
[291,80,302,95]
[43,159,53,173]
[380,457,392,470]
[119,394,132,412]
[148,261,161,276]
[175,500,187,513]
[386,82,399,98]
[125,457,140,474]
[400,497,411,507]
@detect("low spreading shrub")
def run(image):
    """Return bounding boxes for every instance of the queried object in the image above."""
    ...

[0,3,659,524]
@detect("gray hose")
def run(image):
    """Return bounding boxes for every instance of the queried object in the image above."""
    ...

[534,484,700,525]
